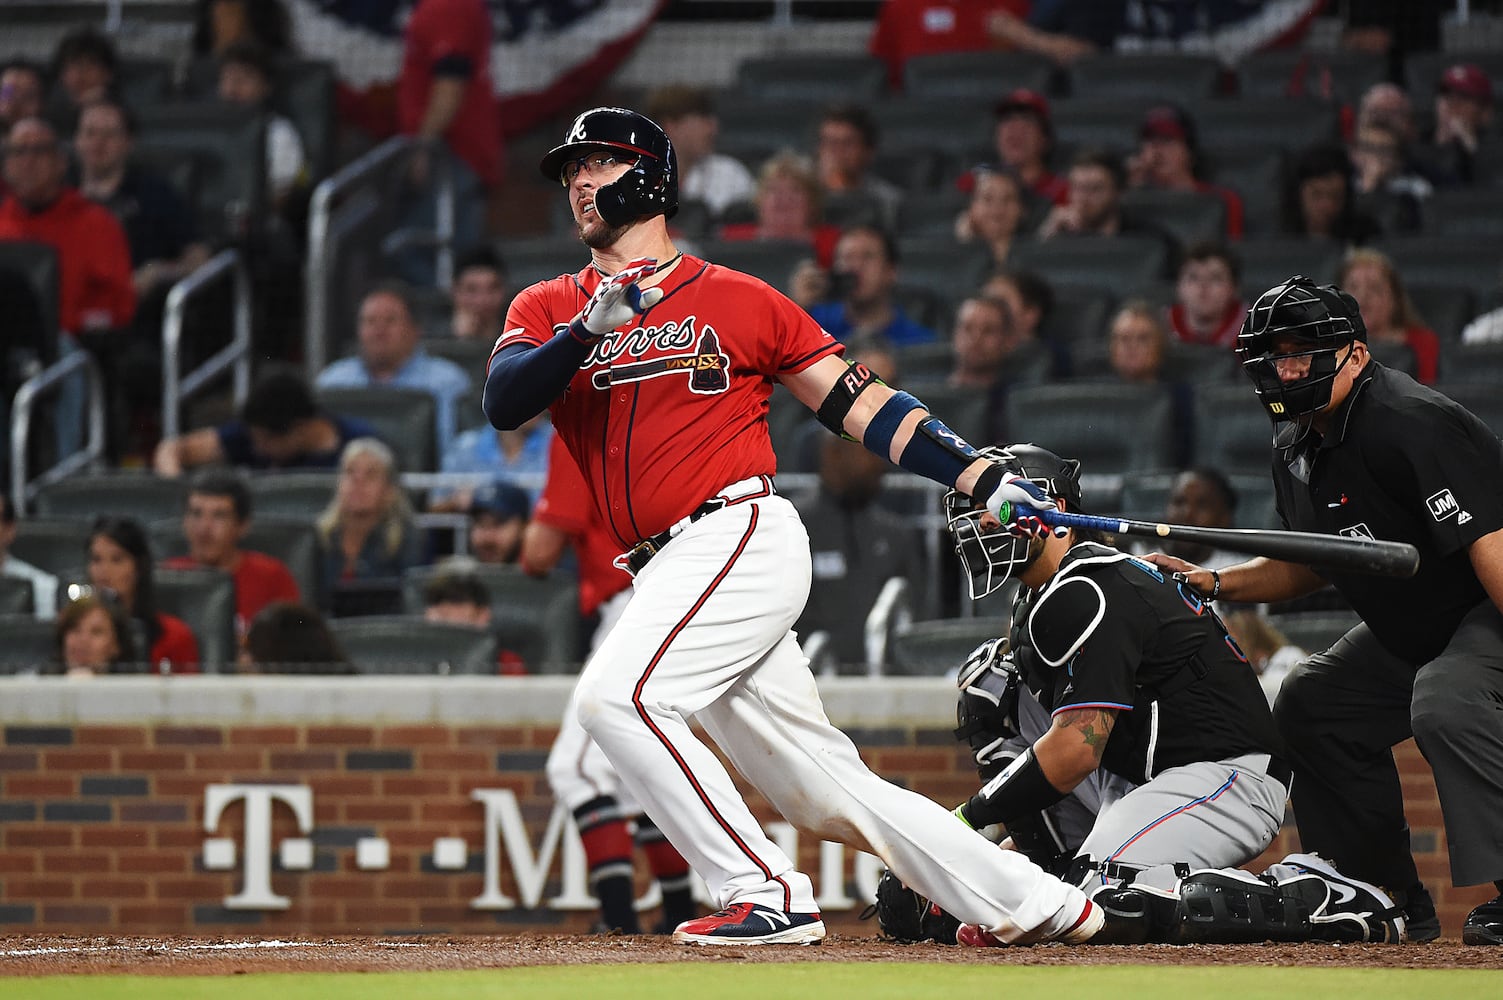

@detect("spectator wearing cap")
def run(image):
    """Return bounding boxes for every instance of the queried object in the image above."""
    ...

[1169,241,1247,350]
[981,89,1067,206]
[467,483,530,565]
[814,104,903,231]
[1417,63,1494,188]
[1129,104,1244,240]
[645,85,755,221]
[431,412,553,513]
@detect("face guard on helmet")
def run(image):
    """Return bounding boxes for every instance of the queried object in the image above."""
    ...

[539,107,679,226]
[1236,275,1365,444]
[943,443,1083,599]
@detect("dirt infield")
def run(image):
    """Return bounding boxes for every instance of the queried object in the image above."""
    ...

[2,934,1500,976]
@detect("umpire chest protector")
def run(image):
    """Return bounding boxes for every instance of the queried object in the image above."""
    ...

[1010,543,1281,783]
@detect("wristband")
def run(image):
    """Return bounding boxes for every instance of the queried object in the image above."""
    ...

[963,747,1067,829]
[567,318,598,345]
[1210,569,1222,600]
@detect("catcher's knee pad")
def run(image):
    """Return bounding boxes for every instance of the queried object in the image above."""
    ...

[1170,868,1315,944]
[863,868,962,945]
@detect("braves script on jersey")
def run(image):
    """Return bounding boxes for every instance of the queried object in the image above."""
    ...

[493,255,842,549]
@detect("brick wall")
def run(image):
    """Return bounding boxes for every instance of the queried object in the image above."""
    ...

[0,679,1491,936]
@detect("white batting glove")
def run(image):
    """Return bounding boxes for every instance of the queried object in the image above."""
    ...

[569,257,664,342]
[984,474,1067,539]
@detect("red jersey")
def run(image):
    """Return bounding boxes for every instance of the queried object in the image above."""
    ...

[1169,299,1247,349]
[149,612,200,673]
[0,188,135,333]
[532,434,630,617]
[398,0,504,188]
[163,551,301,638]
[496,255,843,549]
[869,0,1030,87]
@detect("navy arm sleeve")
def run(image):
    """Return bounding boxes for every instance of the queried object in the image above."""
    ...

[482,334,592,431]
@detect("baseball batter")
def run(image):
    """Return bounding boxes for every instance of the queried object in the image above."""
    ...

[525,434,696,934]
[482,107,1143,947]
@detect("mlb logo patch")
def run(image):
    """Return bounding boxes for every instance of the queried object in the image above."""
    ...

[1339,523,1374,540]
[1427,489,1460,521]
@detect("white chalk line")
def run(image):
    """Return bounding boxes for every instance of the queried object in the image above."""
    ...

[1,939,423,957]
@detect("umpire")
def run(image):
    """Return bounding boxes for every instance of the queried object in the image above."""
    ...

[1149,275,1503,945]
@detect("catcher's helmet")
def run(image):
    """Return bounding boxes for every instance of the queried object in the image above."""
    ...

[1237,275,1365,431]
[943,443,1083,599]
[539,107,678,224]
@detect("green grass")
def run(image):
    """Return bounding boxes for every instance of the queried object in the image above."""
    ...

[10,966,1490,1000]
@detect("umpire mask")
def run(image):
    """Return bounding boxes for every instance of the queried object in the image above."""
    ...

[942,444,1083,599]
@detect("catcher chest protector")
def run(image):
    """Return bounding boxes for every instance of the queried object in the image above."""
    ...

[538,107,679,226]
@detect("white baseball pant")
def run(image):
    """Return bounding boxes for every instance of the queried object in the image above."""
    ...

[545,589,637,812]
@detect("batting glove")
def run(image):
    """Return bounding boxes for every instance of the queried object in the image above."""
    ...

[569,257,664,343]
[1002,514,1067,540]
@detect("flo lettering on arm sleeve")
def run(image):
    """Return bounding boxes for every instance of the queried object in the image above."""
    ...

[816,360,884,438]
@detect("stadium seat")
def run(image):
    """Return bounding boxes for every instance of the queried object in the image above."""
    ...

[316,386,437,474]
[734,53,887,104]
[1236,49,1387,105]
[135,105,267,244]
[1203,145,1284,236]
[1193,383,1274,477]
[1007,236,1170,298]
[899,383,990,447]
[1068,54,1224,101]
[494,237,588,291]
[1437,343,1503,389]
[330,615,497,675]
[1235,239,1345,299]
[1163,341,1240,386]
[247,472,338,519]
[154,566,237,672]
[904,51,1058,101]
[1116,469,1273,530]
[714,98,822,167]
[888,618,1005,677]
[1405,284,1475,345]
[893,284,953,333]
[895,341,957,384]
[0,240,60,364]
[874,97,995,158]
[281,59,338,183]
[1423,188,1503,240]
[0,577,35,617]
[1039,284,1115,349]
[244,517,323,611]
[1120,189,1228,248]
[401,564,583,674]
[117,57,174,108]
[697,240,812,295]
[1372,237,1503,304]
[894,190,971,238]
[9,517,89,579]
[822,190,887,229]
[768,384,815,466]
[1187,98,1340,154]
[1049,97,1161,153]
[422,337,493,395]
[1006,383,1174,475]
[1267,610,1360,655]
[872,147,949,193]
[894,237,994,305]
[33,473,187,523]
[0,615,55,674]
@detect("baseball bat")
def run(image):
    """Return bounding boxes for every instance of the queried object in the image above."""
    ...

[995,503,1420,578]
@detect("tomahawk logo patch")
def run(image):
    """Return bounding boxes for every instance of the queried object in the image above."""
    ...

[1426,489,1463,522]
[1339,523,1374,540]
[588,319,730,395]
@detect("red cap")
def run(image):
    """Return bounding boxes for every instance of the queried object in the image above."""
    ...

[1439,63,1493,103]
[995,88,1051,124]
[1139,105,1192,143]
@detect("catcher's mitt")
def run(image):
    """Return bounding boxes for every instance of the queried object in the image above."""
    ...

[861,868,961,945]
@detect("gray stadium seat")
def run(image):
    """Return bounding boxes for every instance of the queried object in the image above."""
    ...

[247,471,338,519]
[903,383,991,447]
[154,566,237,672]
[422,337,493,396]
[1120,189,1228,249]
[872,148,949,193]
[316,386,437,474]
[1236,49,1387,105]
[1407,284,1475,345]
[0,577,35,617]
[281,59,338,183]
[894,237,994,305]
[1117,470,1274,530]
[904,51,1057,101]
[1072,53,1223,100]
[1163,342,1240,386]
[697,240,812,295]
[1423,189,1503,240]
[1189,98,1340,153]
[1008,236,1170,298]
[244,517,322,610]
[1235,239,1345,299]
[875,98,995,158]
[330,615,497,675]
[895,341,957,384]
[9,517,89,579]
[714,98,822,168]
[135,105,267,244]
[1372,237,1503,304]
[1006,383,1175,475]
[118,57,174,108]
[1193,382,1275,477]
[34,474,187,523]
[1040,284,1115,349]
[1049,97,1161,153]
[1203,145,1283,236]
[734,54,886,104]
[494,237,587,290]
[894,190,971,238]
[401,564,583,674]
[768,385,815,467]
[0,615,55,673]
[888,618,1006,677]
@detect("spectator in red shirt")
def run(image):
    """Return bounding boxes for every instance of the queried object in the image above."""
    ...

[1129,104,1244,239]
[0,115,135,461]
[868,0,1029,88]
[396,0,502,284]
[1168,241,1248,350]
[1339,248,1441,385]
[86,516,199,672]
[719,151,841,271]
[164,470,301,642]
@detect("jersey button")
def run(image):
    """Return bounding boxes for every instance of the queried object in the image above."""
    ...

[617,392,627,403]
[609,446,620,456]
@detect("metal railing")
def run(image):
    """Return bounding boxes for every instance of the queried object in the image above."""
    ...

[10,350,107,514]
[161,249,253,441]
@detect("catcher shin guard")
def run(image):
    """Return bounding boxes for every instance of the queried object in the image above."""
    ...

[1265,853,1407,943]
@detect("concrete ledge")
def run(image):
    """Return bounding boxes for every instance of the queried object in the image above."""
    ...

[0,676,956,727]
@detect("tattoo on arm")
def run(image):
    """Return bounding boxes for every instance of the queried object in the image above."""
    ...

[1051,708,1116,763]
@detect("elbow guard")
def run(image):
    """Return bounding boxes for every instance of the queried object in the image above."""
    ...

[815,359,885,438]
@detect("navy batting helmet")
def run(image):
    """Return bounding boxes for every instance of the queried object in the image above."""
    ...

[539,107,678,224]
[943,443,1083,598]
[1237,275,1365,430]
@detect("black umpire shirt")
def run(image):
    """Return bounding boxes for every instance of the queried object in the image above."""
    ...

[1272,360,1503,665]
[1011,542,1281,785]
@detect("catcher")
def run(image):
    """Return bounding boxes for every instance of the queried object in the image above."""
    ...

[871,443,1410,946]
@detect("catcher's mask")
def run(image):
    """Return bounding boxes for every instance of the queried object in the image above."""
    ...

[539,107,679,226]
[1237,275,1365,445]
[942,443,1083,599]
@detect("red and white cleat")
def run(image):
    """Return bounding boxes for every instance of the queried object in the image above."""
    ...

[671,901,826,946]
